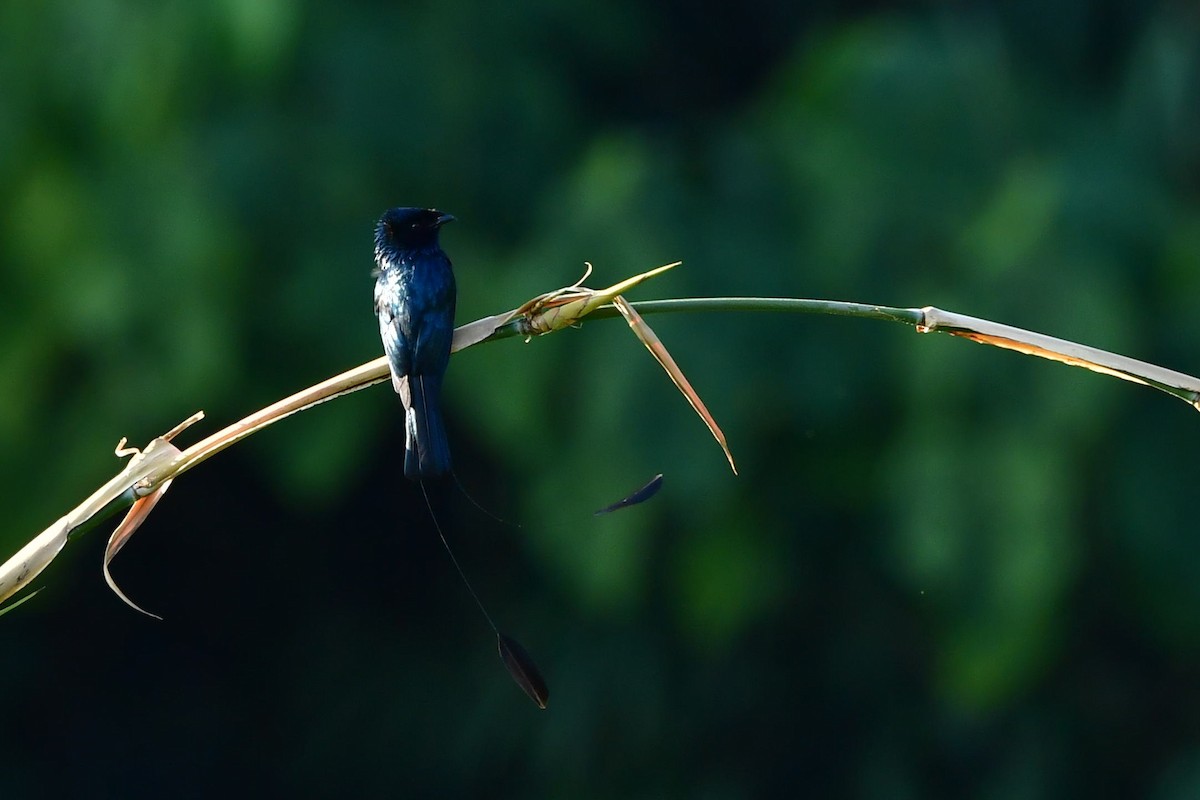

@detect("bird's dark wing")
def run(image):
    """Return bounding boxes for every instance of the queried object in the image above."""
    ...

[409,251,456,375]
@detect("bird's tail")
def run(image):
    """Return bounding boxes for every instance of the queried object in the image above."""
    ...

[404,374,451,480]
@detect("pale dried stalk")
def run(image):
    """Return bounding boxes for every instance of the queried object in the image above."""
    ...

[3,291,1199,610]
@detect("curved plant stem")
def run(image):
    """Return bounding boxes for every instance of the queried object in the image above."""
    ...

[591,297,924,325]
[4,292,1199,608]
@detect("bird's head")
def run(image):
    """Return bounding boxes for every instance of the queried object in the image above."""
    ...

[375,207,455,253]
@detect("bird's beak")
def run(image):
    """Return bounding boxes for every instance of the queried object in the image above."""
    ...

[436,212,456,227]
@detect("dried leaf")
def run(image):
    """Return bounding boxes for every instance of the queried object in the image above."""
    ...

[497,633,549,709]
[516,261,681,336]
[451,311,520,352]
[594,473,664,516]
[103,478,174,620]
[612,296,737,474]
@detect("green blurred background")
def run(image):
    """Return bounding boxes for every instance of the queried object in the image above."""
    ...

[3,1,1200,797]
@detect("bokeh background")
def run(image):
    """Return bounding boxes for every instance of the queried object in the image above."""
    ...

[3,1,1200,797]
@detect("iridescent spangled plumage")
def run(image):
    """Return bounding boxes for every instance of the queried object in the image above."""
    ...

[373,207,456,480]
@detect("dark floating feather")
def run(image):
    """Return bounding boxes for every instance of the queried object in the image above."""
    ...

[497,633,549,709]
[593,473,664,516]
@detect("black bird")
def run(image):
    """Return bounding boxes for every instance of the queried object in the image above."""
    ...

[373,207,457,479]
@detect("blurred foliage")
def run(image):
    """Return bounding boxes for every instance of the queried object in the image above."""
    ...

[2,1,1200,798]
